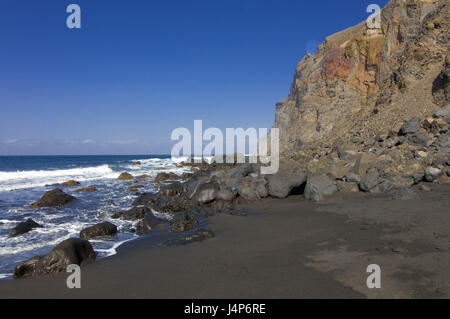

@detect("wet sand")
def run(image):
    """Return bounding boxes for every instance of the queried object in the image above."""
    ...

[0,184,449,299]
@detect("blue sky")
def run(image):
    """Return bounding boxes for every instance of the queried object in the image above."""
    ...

[0,0,389,155]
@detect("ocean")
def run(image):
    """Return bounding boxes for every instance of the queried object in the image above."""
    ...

[0,155,189,279]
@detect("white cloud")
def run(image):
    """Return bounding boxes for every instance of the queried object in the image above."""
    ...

[109,139,138,145]
[81,139,96,145]
[2,139,18,144]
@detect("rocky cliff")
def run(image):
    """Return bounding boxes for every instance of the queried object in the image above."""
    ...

[274,0,449,154]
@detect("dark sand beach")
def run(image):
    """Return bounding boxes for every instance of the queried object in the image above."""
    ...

[1,184,449,299]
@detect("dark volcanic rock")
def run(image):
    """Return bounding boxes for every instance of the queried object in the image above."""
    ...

[14,238,96,279]
[30,188,75,208]
[112,206,150,221]
[161,229,215,247]
[169,212,199,233]
[9,219,43,237]
[304,174,337,202]
[133,193,155,206]
[79,222,117,239]
[136,213,169,235]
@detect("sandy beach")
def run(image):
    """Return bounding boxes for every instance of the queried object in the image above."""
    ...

[1,183,448,299]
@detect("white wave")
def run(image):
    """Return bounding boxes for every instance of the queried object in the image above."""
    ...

[92,238,135,257]
[0,273,12,279]
[0,165,115,191]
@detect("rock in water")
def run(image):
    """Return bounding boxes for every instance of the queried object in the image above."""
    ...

[14,238,96,279]
[118,172,134,180]
[9,219,43,237]
[60,180,80,187]
[112,206,150,221]
[73,186,98,192]
[79,222,117,239]
[304,175,338,202]
[30,188,75,208]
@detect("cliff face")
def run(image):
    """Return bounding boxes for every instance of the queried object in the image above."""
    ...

[275,0,449,154]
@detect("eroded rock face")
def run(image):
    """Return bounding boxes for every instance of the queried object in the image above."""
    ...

[30,188,75,208]
[273,0,449,153]
[79,222,117,239]
[14,238,96,279]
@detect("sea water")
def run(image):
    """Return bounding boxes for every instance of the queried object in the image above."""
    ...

[0,155,190,279]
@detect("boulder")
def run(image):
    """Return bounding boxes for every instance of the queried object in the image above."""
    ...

[73,186,97,192]
[151,196,189,214]
[14,238,96,279]
[399,118,421,135]
[9,219,43,237]
[304,175,338,202]
[136,213,169,235]
[133,161,141,165]
[60,180,80,187]
[30,188,75,208]
[118,172,134,180]
[80,222,117,239]
[133,193,155,206]
[112,206,150,221]
[433,104,450,120]
[195,182,219,203]
[359,168,380,192]
[169,212,199,233]
[267,170,307,199]
[424,167,442,182]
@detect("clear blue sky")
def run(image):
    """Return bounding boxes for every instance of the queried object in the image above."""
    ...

[0,0,389,155]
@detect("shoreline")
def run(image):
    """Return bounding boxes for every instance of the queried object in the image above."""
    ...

[1,183,449,298]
